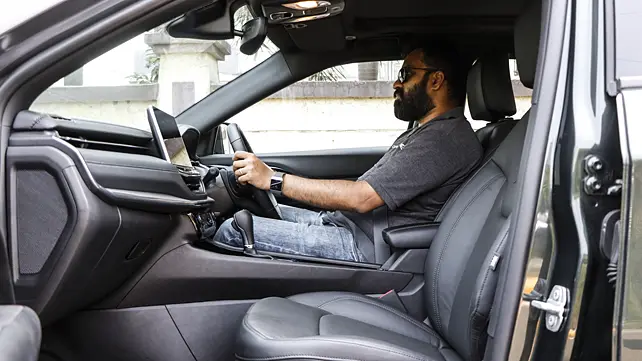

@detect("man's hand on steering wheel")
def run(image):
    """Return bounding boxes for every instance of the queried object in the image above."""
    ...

[232,151,275,190]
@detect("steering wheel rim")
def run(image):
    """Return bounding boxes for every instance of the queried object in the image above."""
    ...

[226,123,283,220]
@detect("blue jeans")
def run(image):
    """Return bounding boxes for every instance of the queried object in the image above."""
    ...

[212,205,367,262]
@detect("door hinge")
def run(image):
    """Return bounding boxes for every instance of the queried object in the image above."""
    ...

[529,285,570,332]
[582,155,622,196]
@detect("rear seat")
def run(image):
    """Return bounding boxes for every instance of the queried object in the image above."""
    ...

[467,53,519,157]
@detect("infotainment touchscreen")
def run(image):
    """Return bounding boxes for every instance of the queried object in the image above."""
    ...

[146,105,194,172]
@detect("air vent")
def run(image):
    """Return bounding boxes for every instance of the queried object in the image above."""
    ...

[57,135,152,156]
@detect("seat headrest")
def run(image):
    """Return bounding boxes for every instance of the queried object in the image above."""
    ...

[514,0,542,89]
[466,54,516,121]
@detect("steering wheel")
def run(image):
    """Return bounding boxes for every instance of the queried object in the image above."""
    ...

[226,123,283,219]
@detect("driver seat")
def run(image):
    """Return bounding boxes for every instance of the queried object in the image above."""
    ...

[234,1,541,360]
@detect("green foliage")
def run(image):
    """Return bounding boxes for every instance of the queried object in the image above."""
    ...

[127,48,159,84]
[307,66,347,82]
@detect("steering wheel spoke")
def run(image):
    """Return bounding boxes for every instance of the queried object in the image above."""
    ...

[226,123,283,220]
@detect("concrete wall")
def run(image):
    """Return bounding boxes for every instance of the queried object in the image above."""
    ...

[31,81,532,153]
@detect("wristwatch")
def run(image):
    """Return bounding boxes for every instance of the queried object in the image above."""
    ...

[270,171,286,192]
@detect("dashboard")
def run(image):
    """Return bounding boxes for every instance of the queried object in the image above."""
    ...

[6,108,226,324]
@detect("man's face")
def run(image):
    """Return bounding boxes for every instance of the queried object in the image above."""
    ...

[393,50,437,122]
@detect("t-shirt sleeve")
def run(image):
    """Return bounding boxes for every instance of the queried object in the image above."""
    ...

[361,136,460,211]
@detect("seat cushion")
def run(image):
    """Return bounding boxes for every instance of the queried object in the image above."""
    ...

[237,292,462,361]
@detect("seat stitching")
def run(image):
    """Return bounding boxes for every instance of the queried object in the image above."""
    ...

[243,302,274,339]
[316,296,351,308]
[313,296,439,339]
[236,354,364,361]
[431,172,504,331]
[244,314,271,339]
[237,337,435,361]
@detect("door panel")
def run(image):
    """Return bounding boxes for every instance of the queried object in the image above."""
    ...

[200,147,386,208]
[200,146,386,179]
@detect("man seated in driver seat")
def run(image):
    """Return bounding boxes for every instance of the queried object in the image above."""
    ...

[212,45,483,263]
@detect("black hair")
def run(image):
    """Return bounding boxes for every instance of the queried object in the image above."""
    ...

[416,44,469,106]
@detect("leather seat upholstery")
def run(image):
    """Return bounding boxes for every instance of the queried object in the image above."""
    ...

[467,54,519,156]
[238,292,459,361]
[235,1,542,360]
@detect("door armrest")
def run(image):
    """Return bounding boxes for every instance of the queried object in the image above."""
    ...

[382,222,440,249]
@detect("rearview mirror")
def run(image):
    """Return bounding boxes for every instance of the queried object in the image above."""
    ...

[167,1,240,40]
[239,17,267,55]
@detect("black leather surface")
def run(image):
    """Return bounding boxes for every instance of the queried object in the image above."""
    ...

[466,55,516,121]
[237,293,461,361]
[514,0,542,89]
[475,120,518,157]
[383,223,440,250]
[0,305,41,361]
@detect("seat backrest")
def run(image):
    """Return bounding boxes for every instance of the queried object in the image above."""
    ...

[422,1,541,360]
[467,53,518,156]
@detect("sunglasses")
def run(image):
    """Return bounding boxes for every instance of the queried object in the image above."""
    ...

[397,66,442,83]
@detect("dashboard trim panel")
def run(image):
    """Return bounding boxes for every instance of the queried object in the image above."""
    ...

[9,132,213,213]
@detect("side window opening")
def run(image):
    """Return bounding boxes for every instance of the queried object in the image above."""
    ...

[27,3,531,156]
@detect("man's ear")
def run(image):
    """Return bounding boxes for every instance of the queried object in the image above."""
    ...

[431,71,446,91]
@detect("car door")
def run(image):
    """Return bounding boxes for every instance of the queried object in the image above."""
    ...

[612,1,642,360]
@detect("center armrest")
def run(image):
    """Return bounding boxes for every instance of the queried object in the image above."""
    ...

[382,222,440,250]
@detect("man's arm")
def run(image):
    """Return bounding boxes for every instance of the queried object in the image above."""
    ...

[281,174,383,213]
[232,151,384,213]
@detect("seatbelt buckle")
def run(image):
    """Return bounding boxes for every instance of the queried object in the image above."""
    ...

[377,289,407,313]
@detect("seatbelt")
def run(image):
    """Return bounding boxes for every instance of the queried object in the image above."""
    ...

[372,206,390,264]
[483,219,548,361]
[483,222,511,360]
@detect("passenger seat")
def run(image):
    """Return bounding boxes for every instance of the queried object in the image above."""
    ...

[468,54,519,157]
[231,0,542,360]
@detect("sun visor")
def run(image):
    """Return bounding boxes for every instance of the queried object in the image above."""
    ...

[284,16,346,52]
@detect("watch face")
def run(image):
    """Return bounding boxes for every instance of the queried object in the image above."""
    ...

[270,175,283,191]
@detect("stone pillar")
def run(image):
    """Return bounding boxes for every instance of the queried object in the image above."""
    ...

[145,31,230,115]
[64,67,84,86]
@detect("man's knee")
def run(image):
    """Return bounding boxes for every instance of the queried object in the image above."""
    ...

[213,218,242,247]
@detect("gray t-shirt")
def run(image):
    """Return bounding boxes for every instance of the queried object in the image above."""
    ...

[324,107,483,263]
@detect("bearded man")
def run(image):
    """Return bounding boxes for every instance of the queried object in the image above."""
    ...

[211,46,483,264]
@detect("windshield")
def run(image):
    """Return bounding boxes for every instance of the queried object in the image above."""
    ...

[0,0,65,35]
[28,5,275,130]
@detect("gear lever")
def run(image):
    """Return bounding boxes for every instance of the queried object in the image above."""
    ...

[232,210,257,255]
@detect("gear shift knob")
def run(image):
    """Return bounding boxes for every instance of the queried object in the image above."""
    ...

[232,209,256,254]
[202,167,219,186]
